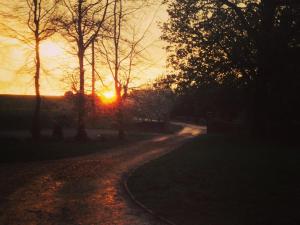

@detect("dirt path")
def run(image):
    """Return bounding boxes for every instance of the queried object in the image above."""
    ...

[0,123,205,225]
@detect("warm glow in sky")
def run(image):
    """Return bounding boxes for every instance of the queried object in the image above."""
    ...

[0,2,168,96]
[100,89,117,104]
[40,41,64,58]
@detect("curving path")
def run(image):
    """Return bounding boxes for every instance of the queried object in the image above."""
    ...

[0,123,205,225]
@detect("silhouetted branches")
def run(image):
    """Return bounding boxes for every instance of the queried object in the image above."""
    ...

[54,0,110,140]
[97,0,154,139]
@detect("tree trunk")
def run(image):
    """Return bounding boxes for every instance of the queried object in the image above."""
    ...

[252,0,277,138]
[32,37,41,140]
[91,40,96,115]
[75,1,87,141]
[117,104,125,140]
[116,87,125,140]
[76,49,87,140]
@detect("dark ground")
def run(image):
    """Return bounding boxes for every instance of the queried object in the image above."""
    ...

[0,123,204,225]
[128,135,300,225]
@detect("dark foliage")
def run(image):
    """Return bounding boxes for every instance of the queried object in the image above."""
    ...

[162,0,300,137]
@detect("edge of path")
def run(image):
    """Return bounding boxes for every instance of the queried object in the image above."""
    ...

[123,166,177,225]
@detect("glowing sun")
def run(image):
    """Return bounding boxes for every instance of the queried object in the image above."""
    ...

[101,90,117,104]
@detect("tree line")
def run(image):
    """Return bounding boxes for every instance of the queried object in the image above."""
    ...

[161,0,300,138]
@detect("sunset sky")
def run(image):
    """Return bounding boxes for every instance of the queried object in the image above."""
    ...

[0,1,168,96]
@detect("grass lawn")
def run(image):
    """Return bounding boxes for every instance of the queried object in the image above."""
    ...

[127,135,300,225]
[0,132,155,163]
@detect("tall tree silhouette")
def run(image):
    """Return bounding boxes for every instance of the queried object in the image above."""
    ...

[56,0,109,140]
[1,0,59,139]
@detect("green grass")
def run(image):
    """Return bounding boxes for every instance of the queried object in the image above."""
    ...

[127,135,300,225]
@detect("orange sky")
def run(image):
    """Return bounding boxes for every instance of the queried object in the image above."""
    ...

[0,2,168,96]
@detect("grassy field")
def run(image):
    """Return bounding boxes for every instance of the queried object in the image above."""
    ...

[0,94,120,130]
[0,131,157,163]
[0,94,72,130]
[127,135,300,225]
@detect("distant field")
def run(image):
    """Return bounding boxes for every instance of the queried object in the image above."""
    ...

[128,135,300,225]
[0,94,63,108]
[0,94,72,130]
[0,94,117,130]
[0,94,179,133]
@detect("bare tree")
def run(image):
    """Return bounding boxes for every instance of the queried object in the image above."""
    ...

[55,0,109,140]
[99,0,152,139]
[0,0,59,139]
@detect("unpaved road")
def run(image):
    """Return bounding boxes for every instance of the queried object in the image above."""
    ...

[0,123,205,225]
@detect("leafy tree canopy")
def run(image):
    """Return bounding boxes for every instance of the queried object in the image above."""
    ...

[162,0,300,131]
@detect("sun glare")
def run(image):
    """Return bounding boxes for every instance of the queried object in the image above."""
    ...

[40,41,64,58]
[101,90,117,104]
